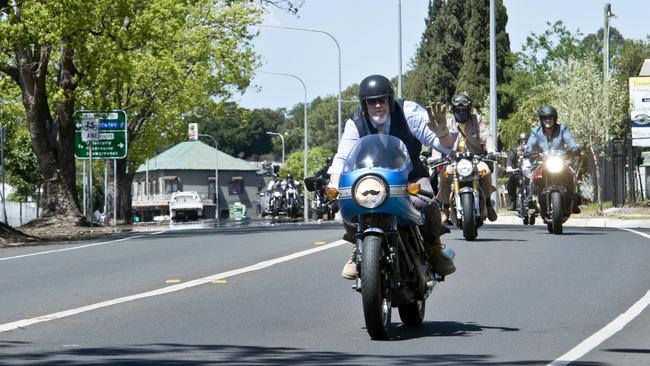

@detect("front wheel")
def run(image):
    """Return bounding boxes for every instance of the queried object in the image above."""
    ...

[360,235,391,340]
[398,300,425,327]
[550,191,563,235]
[460,193,477,241]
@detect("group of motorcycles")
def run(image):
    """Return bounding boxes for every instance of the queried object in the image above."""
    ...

[262,179,303,219]
[427,146,581,240]
[328,134,582,339]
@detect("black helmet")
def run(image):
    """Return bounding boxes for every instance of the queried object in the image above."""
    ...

[286,173,293,179]
[451,93,472,122]
[517,132,529,143]
[538,105,558,120]
[326,156,333,165]
[359,74,394,114]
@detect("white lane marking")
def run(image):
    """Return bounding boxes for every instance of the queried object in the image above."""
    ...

[0,232,166,262]
[548,228,650,366]
[0,239,348,333]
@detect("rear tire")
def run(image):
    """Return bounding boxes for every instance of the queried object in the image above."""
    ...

[360,235,391,340]
[551,191,563,235]
[398,300,425,327]
[460,193,477,241]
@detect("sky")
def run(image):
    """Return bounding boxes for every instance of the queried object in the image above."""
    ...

[233,0,650,111]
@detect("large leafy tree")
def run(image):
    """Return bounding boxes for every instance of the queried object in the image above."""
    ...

[0,0,266,226]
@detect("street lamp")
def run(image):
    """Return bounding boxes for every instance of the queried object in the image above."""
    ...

[260,71,309,223]
[198,133,220,225]
[259,24,342,143]
[266,131,285,165]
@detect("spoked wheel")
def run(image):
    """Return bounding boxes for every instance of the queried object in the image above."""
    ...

[460,193,477,241]
[360,234,391,340]
[550,191,563,234]
[398,300,425,327]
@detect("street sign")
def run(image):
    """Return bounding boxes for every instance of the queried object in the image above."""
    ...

[74,110,128,159]
[629,77,650,147]
[188,123,198,141]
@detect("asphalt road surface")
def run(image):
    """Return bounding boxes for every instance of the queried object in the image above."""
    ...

[1,222,648,365]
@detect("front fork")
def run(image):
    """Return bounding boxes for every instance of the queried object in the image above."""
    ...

[354,216,399,292]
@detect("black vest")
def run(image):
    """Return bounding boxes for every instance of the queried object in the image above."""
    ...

[351,100,429,180]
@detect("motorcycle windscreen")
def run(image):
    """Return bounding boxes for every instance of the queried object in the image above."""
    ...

[342,134,412,173]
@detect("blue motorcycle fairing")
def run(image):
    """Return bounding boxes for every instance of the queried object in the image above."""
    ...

[338,135,424,226]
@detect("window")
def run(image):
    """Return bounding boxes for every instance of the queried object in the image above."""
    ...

[208,179,216,202]
[161,176,179,193]
[228,177,244,195]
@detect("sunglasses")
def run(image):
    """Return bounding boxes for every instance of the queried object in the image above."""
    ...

[366,97,388,106]
[452,98,471,107]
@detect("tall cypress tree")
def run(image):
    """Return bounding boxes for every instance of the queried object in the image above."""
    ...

[455,0,490,107]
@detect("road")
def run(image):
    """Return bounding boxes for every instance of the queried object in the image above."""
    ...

[1,222,649,365]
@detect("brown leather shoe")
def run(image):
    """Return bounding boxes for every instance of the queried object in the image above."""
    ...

[341,246,357,280]
[486,204,497,222]
[429,242,456,276]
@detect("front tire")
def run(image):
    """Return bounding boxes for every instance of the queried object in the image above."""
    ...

[550,191,563,235]
[360,234,391,340]
[398,300,425,327]
[460,193,477,241]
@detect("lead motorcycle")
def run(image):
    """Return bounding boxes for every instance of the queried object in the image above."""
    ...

[528,149,581,234]
[431,151,501,241]
[333,135,454,340]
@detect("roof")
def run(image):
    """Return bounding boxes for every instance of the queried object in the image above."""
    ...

[136,141,259,172]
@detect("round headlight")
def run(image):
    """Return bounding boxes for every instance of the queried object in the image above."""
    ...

[457,159,473,177]
[353,175,388,209]
[545,156,564,173]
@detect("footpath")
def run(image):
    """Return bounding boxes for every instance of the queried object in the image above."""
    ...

[492,207,650,229]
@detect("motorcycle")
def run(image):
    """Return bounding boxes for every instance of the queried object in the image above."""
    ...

[334,134,454,340]
[431,151,501,241]
[284,182,301,218]
[268,183,285,217]
[508,152,535,225]
[528,149,581,234]
[304,176,338,220]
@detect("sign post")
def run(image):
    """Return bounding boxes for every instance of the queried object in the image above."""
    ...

[74,110,127,225]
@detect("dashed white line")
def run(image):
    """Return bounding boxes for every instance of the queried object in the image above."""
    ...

[0,239,347,333]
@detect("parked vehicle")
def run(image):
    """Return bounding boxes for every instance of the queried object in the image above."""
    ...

[528,149,581,234]
[335,134,454,340]
[431,152,502,241]
[169,191,203,222]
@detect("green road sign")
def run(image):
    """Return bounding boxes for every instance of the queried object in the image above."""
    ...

[74,110,128,159]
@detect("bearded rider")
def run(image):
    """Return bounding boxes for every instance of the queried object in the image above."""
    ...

[436,93,498,223]
[326,74,456,280]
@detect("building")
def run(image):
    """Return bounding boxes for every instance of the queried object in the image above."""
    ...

[131,141,264,221]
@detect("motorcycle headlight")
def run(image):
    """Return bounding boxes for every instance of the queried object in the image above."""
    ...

[353,175,388,209]
[546,156,564,173]
[457,159,473,177]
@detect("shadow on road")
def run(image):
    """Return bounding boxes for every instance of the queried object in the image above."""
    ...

[387,321,519,341]
[0,341,610,365]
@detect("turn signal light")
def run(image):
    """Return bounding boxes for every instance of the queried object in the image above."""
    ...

[407,183,421,195]
[480,169,488,176]
[326,187,339,200]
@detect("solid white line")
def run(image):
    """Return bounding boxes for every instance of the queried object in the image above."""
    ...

[0,239,348,333]
[0,232,166,262]
[547,228,650,366]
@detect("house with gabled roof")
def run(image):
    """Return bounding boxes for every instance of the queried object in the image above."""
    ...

[131,140,264,221]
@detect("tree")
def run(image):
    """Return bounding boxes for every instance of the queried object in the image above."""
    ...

[550,59,627,212]
[0,1,266,226]
[280,146,334,181]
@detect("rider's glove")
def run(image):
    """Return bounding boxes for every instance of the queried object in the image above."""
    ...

[505,166,514,173]
[425,102,450,138]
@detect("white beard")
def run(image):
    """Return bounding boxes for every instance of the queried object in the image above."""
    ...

[543,121,554,129]
[371,114,388,125]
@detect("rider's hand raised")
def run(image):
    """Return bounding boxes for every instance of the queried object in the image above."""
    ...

[426,102,450,138]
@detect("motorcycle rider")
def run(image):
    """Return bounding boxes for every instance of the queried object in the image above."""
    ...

[436,93,498,223]
[314,156,333,183]
[327,74,455,280]
[505,132,530,210]
[525,105,581,214]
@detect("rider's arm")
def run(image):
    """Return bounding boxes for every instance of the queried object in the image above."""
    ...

[476,115,496,153]
[561,124,579,151]
[403,101,453,155]
[505,149,516,170]
[327,118,359,188]
[524,130,538,154]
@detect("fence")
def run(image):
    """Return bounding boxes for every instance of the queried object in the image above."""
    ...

[0,201,38,228]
